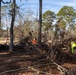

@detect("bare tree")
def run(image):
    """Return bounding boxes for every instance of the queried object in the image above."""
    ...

[38,0,42,45]
[0,0,1,31]
[0,0,11,37]
[10,0,16,52]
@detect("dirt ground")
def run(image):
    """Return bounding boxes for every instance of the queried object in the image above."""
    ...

[0,50,76,75]
[0,52,61,75]
[0,38,76,75]
[0,51,76,75]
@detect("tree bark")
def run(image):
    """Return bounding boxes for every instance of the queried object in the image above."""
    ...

[38,0,42,45]
[0,0,1,31]
[10,0,16,52]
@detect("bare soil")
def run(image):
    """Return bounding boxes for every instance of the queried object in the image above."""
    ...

[0,38,76,75]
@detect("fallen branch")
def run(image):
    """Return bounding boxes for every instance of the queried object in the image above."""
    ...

[53,62,68,75]
[0,67,27,75]
[28,66,51,75]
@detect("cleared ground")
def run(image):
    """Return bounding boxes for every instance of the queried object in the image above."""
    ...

[0,37,76,75]
[0,37,19,44]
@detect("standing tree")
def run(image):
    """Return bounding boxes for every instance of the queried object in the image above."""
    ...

[0,0,11,37]
[10,0,16,52]
[0,0,2,32]
[1,5,10,38]
[10,0,28,51]
[55,17,66,39]
[38,0,42,45]
[57,6,76,32]
[1,1,24,41]
[42,10,55,40]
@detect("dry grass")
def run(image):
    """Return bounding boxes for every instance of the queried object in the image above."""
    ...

[0,37,9,44]
[0,37,19,44]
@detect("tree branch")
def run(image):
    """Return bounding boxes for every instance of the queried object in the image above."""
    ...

[1,0,11,4]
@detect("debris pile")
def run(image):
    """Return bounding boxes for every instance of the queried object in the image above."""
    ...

[0,37,76,75]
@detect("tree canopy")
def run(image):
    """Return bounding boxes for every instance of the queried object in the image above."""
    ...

[57,6,76,30]
[42,10,55,31]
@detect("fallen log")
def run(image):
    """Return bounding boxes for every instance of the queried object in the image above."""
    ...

[53,62,75,75]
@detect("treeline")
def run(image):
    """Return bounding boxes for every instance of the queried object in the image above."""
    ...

[1,5,76,40]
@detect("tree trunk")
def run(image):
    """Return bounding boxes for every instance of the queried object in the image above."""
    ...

[10,0,16,52]
[0,0,1,31]
[54,24,59,39]
[38,0,42,45]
